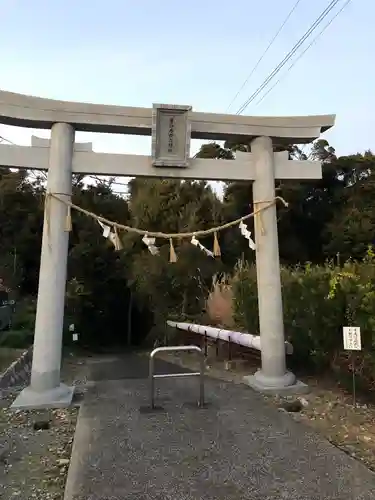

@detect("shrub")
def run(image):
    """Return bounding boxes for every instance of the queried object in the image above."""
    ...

[231,261,348,370]
[281,263,345,370]
[11,298,36,332]
[231,261,259,334]
[0,329,33,348]
[229,248,375,388]
[326,247,375,390]
[0,297,36,348]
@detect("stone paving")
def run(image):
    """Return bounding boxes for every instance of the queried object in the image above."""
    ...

[64,355,375,499]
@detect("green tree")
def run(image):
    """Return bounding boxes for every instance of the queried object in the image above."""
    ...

[323,152,375,261]
[0,168,44,293]
[194,138,347,264]
[123,178,225,341]
[65,181,135,347]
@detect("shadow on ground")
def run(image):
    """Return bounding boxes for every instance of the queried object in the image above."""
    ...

[87,353,189,381]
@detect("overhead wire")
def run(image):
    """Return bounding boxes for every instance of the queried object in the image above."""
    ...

[254,0,352,107]
[226,0,304,112]
[235,0,342,114]
[0,135,15,145]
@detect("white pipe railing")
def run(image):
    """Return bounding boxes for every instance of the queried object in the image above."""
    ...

[167,321,293,355]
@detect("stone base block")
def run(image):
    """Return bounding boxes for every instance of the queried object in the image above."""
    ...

[10,383,75,410]
[243,370,309,396]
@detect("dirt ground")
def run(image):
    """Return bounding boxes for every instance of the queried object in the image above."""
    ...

[153,349,375,472]
[0,349,89,500]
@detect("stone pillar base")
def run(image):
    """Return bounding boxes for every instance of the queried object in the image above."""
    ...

[243,369,309,395]
[10,383,75,410]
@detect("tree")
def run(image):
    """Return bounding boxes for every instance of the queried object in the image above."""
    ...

[0,168,44,293]
[323,152,375,261]
[65,181,135,348]
[194,138,345,264]
[123,178,225,340]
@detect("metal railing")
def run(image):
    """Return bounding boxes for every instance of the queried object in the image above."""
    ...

[149,345,205,409]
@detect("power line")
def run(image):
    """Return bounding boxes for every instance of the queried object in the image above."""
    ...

[0,135,15,145]
[235,0,342,114]
[255,0,352,107]
[226,0,304,112]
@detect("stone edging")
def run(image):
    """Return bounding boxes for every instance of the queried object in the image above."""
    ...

[0,346,33,391]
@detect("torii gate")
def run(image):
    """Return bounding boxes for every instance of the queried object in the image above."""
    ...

[0,91,335,408]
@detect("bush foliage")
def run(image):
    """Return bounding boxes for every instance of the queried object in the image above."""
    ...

[213,247,375,390]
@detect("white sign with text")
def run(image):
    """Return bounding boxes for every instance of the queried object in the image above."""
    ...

[343,326,361,351]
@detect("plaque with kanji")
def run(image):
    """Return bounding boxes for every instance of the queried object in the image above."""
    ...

[343,326,361,351]
[151,103,192,168]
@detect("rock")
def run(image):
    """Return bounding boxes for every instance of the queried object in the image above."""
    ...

[327,401,339,410]
[33,420,50,431]
[0,440,9,462]
[56,458,70,466]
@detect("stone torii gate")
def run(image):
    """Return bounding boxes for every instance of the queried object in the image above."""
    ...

[0,91,335,408]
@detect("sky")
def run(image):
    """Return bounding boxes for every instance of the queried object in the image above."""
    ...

[0,0,373,177]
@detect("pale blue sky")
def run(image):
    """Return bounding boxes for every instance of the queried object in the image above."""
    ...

[0,0,372,158]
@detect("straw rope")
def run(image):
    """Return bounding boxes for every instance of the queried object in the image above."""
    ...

[47,192,288,240]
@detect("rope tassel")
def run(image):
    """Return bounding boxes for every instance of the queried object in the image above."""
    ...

[254,202,266,236]
[45,193,52,242]
[213,231,221,257]
[169,238,177,263]
[113,227,123,251]
[259,214,265,236]
[65,204,72,232]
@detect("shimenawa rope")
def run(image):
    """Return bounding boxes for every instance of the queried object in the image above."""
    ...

[47,192,288,239]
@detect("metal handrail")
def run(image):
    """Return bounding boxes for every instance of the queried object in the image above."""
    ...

[149,345,205,409]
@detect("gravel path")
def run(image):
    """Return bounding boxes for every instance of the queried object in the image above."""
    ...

[157,350,375,471]
[65,353,375,499]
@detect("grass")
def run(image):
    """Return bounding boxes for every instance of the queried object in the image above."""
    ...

[0,347,25,373]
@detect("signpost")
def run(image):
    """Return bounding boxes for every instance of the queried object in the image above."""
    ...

[343,326,361,407]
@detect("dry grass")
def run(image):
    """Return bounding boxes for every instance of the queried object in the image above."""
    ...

[205,274,234,328]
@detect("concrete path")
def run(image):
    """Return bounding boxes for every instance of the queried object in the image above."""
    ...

[65,355,375,499]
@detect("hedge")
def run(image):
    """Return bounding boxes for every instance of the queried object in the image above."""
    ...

[230,247,375,390]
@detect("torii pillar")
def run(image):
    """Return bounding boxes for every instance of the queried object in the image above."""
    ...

[243,136,304,393]
[11,129,93,409]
